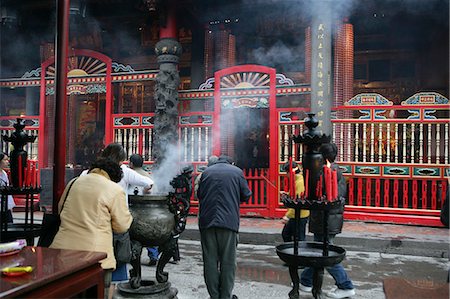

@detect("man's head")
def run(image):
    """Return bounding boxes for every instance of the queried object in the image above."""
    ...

[198,165,208,173]
[219,155,234,165]
[207,155,219,166]
[319,143,338,163]
[182,164,194,176]
[129,154,144,169]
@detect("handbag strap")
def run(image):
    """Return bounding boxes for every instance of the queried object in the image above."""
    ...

[59,178,78,214]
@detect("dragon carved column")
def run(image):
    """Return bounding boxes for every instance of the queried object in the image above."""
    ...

[153,12,182,169]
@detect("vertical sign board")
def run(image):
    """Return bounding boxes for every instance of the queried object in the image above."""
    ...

[310,2,333,135]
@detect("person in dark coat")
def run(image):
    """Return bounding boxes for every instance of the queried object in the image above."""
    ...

[197,155,252,299]
[300,143,355,299]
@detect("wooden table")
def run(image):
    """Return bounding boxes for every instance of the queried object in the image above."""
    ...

[0,246,106,298]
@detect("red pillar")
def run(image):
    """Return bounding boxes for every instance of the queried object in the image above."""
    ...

[159,3,177,39]
[53,0,70,212]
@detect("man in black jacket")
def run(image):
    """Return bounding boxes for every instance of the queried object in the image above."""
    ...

[197,155,252,299]
[300,143,355,299]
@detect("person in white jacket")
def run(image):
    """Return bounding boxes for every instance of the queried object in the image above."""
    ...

[81,143,153,204]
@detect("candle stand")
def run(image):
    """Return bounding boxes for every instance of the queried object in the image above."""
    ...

[0,118,41,245]
[276,113,346,299]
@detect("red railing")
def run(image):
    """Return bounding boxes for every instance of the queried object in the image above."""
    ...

[331,93,449,226]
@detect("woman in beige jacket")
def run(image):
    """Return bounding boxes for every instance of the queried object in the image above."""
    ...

[50,158,133,298]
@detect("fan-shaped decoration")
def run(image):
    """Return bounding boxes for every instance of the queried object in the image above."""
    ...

[220,72,271,88]
[46,56,107,77]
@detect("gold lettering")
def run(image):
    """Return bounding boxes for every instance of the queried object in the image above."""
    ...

[318,43,323,49]
[318,53,324,59]
[318,81,324,87]
[318,120,323,127]
[317,111,324,117]
[318,62,323,69]
[317,33,324,39]
[317,71,323,78]
[318,24,325,31]
[318,100,324,107]
[317,90,324,97]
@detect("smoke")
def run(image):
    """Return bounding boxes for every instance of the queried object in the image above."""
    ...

[245,0,358,73]
[250,40,305,72]
[150,143,181,194]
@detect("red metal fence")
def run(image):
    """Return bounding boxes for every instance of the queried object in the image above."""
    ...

[332,93,449,226]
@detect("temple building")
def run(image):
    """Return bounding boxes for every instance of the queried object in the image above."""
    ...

[0,0,448,225]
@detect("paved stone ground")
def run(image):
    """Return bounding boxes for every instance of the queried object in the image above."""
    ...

[183,216,450,258]
[13,212,450,298]
[136,240,449,299]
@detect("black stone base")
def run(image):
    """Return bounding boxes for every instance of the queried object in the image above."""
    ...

[113,281,178,299]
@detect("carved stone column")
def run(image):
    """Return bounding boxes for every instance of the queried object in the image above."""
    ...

[153,37,182,168]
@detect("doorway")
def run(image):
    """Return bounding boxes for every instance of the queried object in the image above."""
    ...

[67,93,105,168]
[220,108,269,169]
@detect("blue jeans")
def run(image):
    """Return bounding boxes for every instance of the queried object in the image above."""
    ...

[300,234,354,290]
[111,263,128,282]
[147,247,159,261]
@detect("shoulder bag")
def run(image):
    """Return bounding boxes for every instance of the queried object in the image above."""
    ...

[113,230,132,264]
[37,178,77,247]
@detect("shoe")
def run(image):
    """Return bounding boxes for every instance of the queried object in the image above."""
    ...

[299,283,312,292]
[326,288,355,298]
[231,295,238,299]
[148,259,157,266]
[168,259,179,264]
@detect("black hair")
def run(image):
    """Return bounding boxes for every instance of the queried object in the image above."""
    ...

[129,154,144,168]
[182,164,194,174]
[89,158,123,183]
[319,143,338,163]
[0,152,6,161]
[101,143,127,164]
[282,161,298,172]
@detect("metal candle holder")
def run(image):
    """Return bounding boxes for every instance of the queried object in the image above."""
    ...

[276,113,346,299]
[0,118,41,245]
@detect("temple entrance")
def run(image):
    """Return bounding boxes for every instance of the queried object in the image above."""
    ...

[228,108,269,169]
[212,65,279,216]
[67,93,105,168]
[39,49,113,169]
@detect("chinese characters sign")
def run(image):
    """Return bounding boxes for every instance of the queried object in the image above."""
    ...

[310,5,332,134]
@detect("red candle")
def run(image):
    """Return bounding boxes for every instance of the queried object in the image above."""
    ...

[289,159,295,198]
[325,166,332,201]
[29,161,33,186]
[332,169,338,201]
[34,164,38,188]
[26,161,31,187]
[31,162,36,188]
